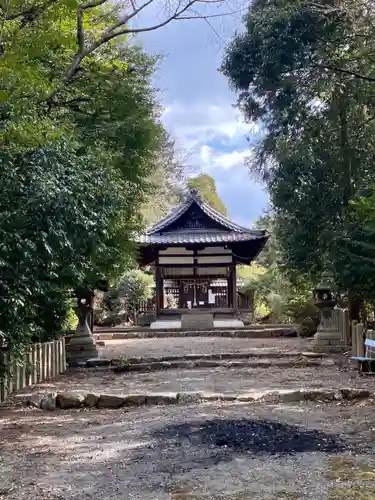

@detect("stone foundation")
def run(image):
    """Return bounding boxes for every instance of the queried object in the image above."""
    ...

[181,313,214,330]
[65,322,98,363]
[310,328,348,354]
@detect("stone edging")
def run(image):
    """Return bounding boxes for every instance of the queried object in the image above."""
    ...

[112,359,324,372]
[30,387,373,411]
[68,352,328,371]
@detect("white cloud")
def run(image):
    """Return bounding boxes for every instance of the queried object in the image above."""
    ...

[198,145,249,171]
[161,101,261,181]
[162,101,259,153]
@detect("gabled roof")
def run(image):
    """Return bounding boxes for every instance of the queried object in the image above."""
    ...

[147,189,260,235]
[135,188,267,246]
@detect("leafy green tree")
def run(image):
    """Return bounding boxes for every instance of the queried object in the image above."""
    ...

[117,270,153,323]
[0,142,127,365]
[0,0,232,147]
[187,174,228,215]
[0,2,177,368]
[222,0,375,315]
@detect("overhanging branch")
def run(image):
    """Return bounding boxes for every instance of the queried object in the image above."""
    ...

[312,62,375,83]
[44,0,231,102]
[2,0,58,21]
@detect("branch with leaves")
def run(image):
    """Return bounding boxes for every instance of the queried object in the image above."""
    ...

[1,0,236,101]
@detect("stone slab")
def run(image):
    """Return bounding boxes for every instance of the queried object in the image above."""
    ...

[181,313,214,330]
[150,320,181,330]
[213,319,245,328]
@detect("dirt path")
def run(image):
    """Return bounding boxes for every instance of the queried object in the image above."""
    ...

[6,360,375,402]
[1,402,375,499]
[2,337,374,499]
[99,337,309,360]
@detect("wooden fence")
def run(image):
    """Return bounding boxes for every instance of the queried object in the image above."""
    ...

[0,338,66,404]
[332,306,367,357]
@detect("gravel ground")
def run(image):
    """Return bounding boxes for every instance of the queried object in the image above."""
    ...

[1,402,375,499]
[99,337,309,360]
[8,363,375,400]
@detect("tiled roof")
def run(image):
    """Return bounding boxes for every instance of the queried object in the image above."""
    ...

[135,230,263,245]
[145,190,265,236]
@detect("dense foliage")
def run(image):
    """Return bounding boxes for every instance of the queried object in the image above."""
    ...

[222,0,375,316]
[238,214,317,329]
[0,1,190,369]
[101,270,153,324]
[0,143,128,360]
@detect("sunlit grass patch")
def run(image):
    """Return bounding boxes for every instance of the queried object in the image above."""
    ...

[169,486,301,499]
[327,487,375,500]
[325,456,375,482]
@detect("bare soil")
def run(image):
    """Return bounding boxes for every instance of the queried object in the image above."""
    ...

[1,401,375,499]
[1,337,374,499]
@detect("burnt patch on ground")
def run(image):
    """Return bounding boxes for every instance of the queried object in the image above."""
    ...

[152,418,346,457]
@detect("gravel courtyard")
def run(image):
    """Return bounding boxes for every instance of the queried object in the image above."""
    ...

[1,402,375,500]
[2,336,375,499]
[7,362,374,399]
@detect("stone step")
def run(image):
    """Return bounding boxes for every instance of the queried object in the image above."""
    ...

[181,313,214,330]
[92,350,325,364]
[69,354,329,371]
[94,323,297,332]
[93,326,297,340]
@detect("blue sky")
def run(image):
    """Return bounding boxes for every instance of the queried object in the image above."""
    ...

[136,1,269,226]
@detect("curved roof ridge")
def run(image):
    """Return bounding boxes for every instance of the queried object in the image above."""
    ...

[144,189,266,236]
[145,197,193,234]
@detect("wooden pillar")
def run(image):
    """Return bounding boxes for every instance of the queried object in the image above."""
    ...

[179,280,185,309]
[228,264,237,312]
[155,267,163,317]
[227,274,232,308]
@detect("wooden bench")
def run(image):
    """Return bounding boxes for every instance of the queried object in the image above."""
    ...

[350,338,375,375]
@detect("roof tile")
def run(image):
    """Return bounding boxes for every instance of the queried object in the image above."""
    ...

[135,231,264,244]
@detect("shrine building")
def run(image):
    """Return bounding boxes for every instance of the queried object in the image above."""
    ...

[135,188,268,329]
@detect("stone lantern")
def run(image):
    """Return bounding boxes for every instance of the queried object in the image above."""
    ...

[314,271,336,312]
[65,280,108,364]
[310,271,347,353]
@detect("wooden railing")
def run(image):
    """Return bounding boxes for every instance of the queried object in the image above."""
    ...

[0,338,66,404]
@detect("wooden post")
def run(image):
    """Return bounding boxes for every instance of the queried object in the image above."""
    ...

[155,267,162,317]
[232,264,237,314]
[0,352,8,403]
[179,280,185,309]
[227,274,232,308]
[31,345,37,384]
[61,337,66,373]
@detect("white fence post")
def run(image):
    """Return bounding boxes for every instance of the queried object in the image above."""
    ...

[0,338,68,404]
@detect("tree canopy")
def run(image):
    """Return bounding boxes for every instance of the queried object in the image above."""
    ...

[222,0,375,313]
[0,0,192,366]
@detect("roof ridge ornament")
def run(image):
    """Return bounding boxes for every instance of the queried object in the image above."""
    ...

[188,187,201,200]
